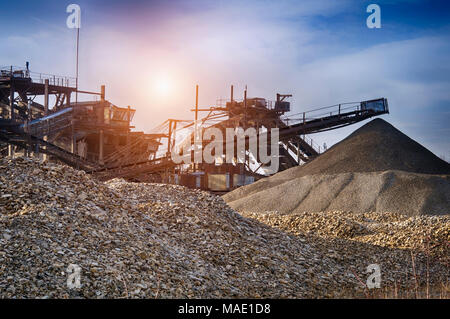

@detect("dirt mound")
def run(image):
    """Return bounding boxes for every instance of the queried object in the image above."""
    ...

[225,171,450,216]
[224,119,450,216]
[224,119,450,203]
[304,118,450,175]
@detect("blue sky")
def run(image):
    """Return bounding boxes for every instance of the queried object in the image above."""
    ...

[1,0,449,160]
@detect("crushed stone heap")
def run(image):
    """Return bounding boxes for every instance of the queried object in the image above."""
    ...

[297,118,450,176]
[0,157,448,298]
[0,157,356,298]
[224,119,450,216]
[241,211,449,262]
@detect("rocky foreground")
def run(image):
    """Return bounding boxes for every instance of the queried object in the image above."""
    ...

[0,157,448,298]
[242,211,449,297]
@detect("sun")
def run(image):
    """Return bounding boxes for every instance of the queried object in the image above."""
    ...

[154,76,171,96]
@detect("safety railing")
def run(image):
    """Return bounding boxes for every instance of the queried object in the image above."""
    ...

[281,102,361,124]
[215,98,277,110]
[0,66,76,87]
[300,134,322,154]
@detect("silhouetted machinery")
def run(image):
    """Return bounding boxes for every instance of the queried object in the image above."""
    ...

[274,93,291,113]
[225,93,292,115]
[0,64,161,170]
[0,64,389,192]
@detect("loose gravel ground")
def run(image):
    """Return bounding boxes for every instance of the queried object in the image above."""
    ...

[0,157,448,298]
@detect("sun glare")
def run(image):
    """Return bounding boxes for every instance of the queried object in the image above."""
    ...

[154,76,171,96]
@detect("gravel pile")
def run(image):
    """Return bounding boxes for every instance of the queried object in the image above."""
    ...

[224,119,450,216]
[0,157,352,298]
[1,157,448,298]
[241,211,449,298]
[241,211,450,261]
[225,171,450,216]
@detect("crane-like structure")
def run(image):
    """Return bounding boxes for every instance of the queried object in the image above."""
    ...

[0,65,389,192]
[94,86,388,191]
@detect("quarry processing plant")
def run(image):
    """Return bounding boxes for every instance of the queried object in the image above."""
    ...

[0,65,162,171]
[0,64,389,192]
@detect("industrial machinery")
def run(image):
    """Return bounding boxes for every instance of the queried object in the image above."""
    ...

[0,64,161,170]
[95,86,388,192]
[0,64,389,192]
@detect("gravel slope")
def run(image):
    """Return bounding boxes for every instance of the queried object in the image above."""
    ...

[0,157,358,298]
[224,119,450,216]
[225,170,450,216]
[1,157,448,298]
